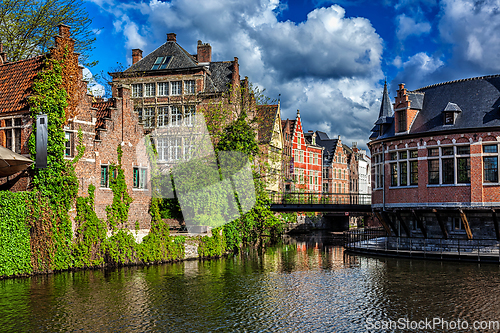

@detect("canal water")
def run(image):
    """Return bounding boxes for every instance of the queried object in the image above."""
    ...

[2,232,500,332]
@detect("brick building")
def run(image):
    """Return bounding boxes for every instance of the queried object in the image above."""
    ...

[110,33,252,171]
[284,110,323,192]
[0,25,152,228]
[369,77,500,240]
[315,132,350,202]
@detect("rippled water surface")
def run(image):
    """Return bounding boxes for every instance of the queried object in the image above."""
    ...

[2,232,500,332]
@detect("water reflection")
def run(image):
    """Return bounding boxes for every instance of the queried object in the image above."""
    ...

[1,232,500,332]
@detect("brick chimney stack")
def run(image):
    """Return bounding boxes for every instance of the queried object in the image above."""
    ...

[167,33,177,42]
[132,49,143,65]
[197,40,212,63]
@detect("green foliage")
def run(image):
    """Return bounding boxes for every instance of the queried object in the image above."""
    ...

[0,192,33,276]
[73,184,107,268]
[198,227,226,258]
[215,112,259,157]
[280,212,297,224]
[0,0,96,65]
[106,145,133,228]
[138,198,184,263]
[104,229,137,265]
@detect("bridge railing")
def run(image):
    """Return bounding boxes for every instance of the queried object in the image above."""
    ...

[269,192,372,205]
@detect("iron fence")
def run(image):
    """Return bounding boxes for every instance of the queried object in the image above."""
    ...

[344,228,500,261]
[269,192,372,205]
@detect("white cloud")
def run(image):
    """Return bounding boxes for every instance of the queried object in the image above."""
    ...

[396,13,431,40]
[90,0,385,149]
[83,68,105,97]
[439,0,500,72]
[391,52,444,89]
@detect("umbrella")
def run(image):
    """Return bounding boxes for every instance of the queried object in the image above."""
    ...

[0,145,33,177]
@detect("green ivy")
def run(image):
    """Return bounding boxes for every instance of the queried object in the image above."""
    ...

[0,192,33,276]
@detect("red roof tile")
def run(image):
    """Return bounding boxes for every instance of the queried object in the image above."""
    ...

[93,99,115,129]
[0,56,45,114]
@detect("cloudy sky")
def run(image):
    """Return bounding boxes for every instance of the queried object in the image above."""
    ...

[84,0,500,151]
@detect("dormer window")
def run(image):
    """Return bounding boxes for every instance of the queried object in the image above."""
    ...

[442,102,461,126]
[151,56,172,70]
[444,112,455,125]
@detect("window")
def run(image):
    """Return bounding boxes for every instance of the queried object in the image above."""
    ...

[428,148,439,157]
[171,106,182,126]
[444,112,454,125]
[170,137,182,160]
[410,161,418,185]
[442,158,454,184]
[133,167,147,189]
[400,161,408,186]
[2,117,23,153]
[132,84,143,97]
[143,107,155,128]
[157,136,168,161]
[151,56,172,70]
[100,165,109,187]
[65,131,73,157]
[144,83,155,97]
[398,110,407,132]
[158,82,169,96]
[185,105,195,126]
[157,107,168,127]
[483,144,498,183]
[457,145,470,183]
[484,157,498,182]
[171,81,181,95]
[184,80,195,94]
[390,163,397,186]
[428,160,439,184]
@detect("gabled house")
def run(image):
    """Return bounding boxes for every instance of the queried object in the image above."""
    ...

[315,132,349,202]
[0,25,152,229]
[286,110,323,192]
[256,103,283,192]
[110,33,253,170]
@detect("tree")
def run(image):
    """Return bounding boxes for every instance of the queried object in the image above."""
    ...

[0,0,96,65]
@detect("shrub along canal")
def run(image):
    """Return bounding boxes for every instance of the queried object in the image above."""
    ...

[2,231,500,332]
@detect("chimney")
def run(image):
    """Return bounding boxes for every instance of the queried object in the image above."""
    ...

[58,24,71,39]
[197,40,212,63]
[167,33,177,42]
[132,49,143,65]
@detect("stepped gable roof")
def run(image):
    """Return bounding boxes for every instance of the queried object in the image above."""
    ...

[0,55,44,114]
[125,41,198,73]
[410,74,500,134]
[256,104,278,144]
[93,99,115,129]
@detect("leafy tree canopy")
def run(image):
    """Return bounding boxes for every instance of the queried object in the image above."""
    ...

[0,0,96,65]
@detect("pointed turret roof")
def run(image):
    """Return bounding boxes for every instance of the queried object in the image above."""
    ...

[370,81,394,140]
[377,81,393,120]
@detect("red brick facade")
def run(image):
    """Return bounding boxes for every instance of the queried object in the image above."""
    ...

[370,77,500,240]
[288,111,322,192]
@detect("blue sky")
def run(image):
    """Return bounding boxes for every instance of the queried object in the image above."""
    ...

[83,0,500,150]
